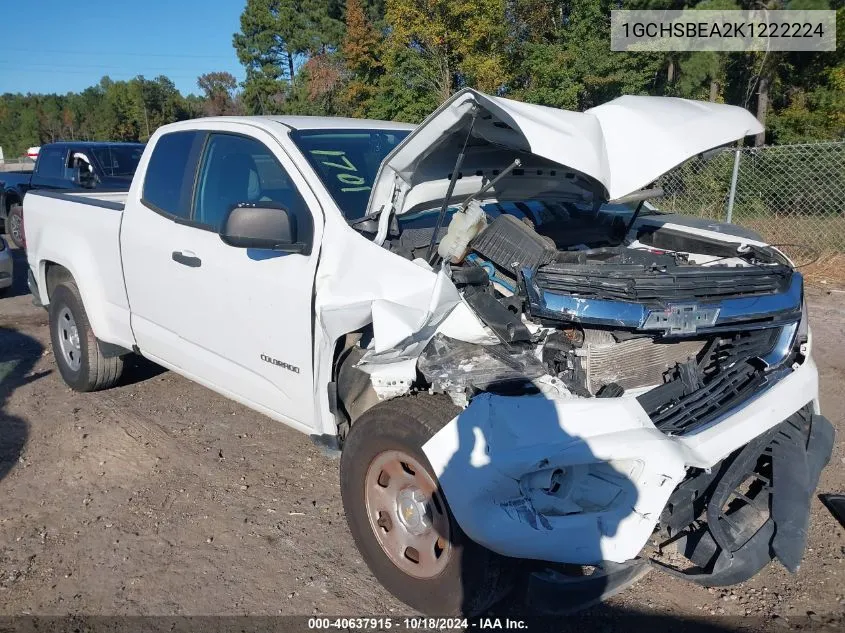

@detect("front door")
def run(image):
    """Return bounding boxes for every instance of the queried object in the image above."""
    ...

[122,124,322,432]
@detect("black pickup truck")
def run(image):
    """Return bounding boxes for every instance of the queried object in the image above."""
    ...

[1,141,144,247]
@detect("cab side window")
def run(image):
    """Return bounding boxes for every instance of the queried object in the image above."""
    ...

[142,131,205,219]
[65,152,94,185]
[36,147,68,180]
[192,133,313,243]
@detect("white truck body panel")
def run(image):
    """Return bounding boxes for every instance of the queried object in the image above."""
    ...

[23,95,824,575]
[423,358,819,564]
[25,192,134,348]
[119,120,325,432]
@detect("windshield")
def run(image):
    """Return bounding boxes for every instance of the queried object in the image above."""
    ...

[91,144,145,178]
[291,129,411,220]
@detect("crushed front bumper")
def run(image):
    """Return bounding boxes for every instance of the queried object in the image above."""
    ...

[423,358,833,582]
[655,404,832,585]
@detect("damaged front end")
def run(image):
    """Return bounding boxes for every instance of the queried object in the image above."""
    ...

[655,405,833,585]
[338,188,834,597]
[411,205,833,592]
[327,89,833,599]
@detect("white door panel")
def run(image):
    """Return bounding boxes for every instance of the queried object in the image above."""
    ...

[121,124,322,430]
[167,227,316,425]
[122,201,202,366]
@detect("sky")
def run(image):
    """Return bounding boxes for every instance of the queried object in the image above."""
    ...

[0,0,246,96]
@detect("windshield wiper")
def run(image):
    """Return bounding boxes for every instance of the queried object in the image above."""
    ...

[348,208,383,227]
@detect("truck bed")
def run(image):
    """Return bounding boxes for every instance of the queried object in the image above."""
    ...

[24,189,134,348]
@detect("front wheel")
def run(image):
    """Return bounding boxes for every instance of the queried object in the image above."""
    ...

[7,204,25,249]
[340,395,513,616]
[49,281,124,391]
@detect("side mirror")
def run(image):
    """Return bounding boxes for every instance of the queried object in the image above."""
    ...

[219,203,309,253]
[71,166,97,189]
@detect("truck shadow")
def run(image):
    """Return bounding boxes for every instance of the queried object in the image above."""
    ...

[117,353,168,386]
[0,327,49,482]
[1,243,31,299]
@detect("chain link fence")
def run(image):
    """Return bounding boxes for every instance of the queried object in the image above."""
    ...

[656,140,845,284]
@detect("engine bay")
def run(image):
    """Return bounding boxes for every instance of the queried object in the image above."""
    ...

[360,198,804,432]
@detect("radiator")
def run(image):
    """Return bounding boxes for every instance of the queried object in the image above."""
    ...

[580,329,705,393]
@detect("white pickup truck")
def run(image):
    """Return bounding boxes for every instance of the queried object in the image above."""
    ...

[24,89,833,615]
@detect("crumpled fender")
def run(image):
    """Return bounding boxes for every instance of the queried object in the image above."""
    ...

[311,220,463,433]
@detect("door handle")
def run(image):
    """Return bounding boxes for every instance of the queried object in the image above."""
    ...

[172,250,202,267]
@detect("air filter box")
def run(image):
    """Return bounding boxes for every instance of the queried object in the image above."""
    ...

[470,214,556,272]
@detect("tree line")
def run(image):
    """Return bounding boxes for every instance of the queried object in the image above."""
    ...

[1,0,842,158]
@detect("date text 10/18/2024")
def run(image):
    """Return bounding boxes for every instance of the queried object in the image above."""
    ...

[308,617,529,630]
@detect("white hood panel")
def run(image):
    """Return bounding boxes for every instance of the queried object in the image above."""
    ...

[585,95,764,201]
[367,89,763,217]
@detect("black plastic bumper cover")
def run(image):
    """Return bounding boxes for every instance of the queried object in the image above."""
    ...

[653,407,834,586]
[820,494,845,529]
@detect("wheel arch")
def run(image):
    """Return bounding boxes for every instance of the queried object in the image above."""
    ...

[43,260,75,300]
[330,327,381,442]
[37,259,111,343]
[3,189,21,216]
[41,260,132,361]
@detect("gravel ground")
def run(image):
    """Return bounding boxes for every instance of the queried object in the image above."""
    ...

[0,243,843,631]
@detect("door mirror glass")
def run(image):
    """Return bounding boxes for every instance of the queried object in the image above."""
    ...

[70,156,97,188]
[219,203,309,253]
[71,166,96,188]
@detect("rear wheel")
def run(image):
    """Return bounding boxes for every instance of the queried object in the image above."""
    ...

[7,203,24,249]
[49,281,124,391]
[340,395,513,616]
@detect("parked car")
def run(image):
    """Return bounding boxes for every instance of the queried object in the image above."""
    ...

[0,235,12,294]
[22,90,833,616]
[1,141,144,248]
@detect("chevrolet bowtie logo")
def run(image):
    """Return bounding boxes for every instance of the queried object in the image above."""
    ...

[642,304,721,335]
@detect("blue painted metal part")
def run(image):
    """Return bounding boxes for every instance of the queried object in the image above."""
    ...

[522,268,803,335]
[466,253,517,293]
[715,273,803,324]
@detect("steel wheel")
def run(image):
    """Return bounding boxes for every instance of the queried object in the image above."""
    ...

[8,208,23,248]
[48,281,124,391]
[341,395,513,615]
[364,449,451,579]
[57,306,82,371]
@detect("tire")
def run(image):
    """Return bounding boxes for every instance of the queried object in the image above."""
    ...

[340,394,513,616]
[7,203,25,249]
[49,281,123,391]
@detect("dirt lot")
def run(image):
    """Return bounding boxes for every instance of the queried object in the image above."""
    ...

[1,242,843,629]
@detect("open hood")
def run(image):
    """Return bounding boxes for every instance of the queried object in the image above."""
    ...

[366,89,763,218]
